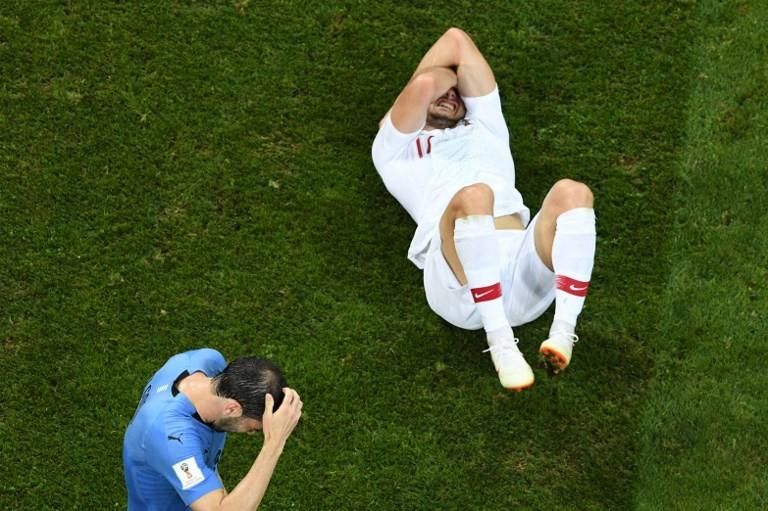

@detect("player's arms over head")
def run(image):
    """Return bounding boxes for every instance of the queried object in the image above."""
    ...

[382,28,498,132]
[190,389,303,511]
[411,27,496,98]
[388,67,458,133]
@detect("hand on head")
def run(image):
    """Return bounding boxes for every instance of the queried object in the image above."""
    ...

[263,388,302,446]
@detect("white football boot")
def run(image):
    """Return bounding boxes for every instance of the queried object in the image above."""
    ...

[483,334,534,391]
[539,331,579,374]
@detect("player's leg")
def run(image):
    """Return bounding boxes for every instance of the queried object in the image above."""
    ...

[533,179,596,372]
[440,183,534,391]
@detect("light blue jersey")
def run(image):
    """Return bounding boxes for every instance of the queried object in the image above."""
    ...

[123,349,228,510]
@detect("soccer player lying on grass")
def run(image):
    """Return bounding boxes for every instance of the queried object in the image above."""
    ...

[372,28,596,391]
[123,348,302,511]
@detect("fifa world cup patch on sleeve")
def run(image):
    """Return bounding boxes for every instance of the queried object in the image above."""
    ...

[172,457,205,489]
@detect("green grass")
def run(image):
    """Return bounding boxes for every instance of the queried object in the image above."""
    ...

[634,1,768,509]
[0,1,764,510]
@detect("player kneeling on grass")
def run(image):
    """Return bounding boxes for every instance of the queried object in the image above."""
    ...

[372,28,596,391]
[123,348,302,510]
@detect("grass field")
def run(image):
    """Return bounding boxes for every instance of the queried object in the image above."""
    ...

[1,1,766,510]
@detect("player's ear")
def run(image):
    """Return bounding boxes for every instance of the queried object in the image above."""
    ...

[222,398,243,418]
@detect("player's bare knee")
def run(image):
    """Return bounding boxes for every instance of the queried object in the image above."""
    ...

[551,179,593,210]
[566,180,593,208]
[450,183,494,216]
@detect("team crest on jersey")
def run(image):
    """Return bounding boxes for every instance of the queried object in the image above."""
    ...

[172,457,205,489]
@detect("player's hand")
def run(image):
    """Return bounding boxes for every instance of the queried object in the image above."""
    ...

[262,388,302,448]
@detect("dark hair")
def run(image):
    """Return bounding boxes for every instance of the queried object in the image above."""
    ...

[212,357,287,419]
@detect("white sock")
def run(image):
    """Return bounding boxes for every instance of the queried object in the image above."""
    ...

[454,215,511,335]
[549,319,575,337]
[551,208,596,329]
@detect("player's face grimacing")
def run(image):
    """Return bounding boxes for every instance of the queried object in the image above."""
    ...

[212,416,263,434]
[427,87,466,128]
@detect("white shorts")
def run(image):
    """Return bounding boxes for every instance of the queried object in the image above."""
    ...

[423,213,555,330]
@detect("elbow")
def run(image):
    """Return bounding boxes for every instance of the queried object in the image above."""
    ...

[444,27,472,48]
[442,27,475,62]
[445,27,468,40]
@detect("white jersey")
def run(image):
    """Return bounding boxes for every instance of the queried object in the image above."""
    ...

[372,86,530,269]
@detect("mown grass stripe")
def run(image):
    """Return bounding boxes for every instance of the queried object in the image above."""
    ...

[635,1,768,508]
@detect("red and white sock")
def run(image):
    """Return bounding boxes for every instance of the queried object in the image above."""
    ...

[551,208,596,333]
[454,215,511,335]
